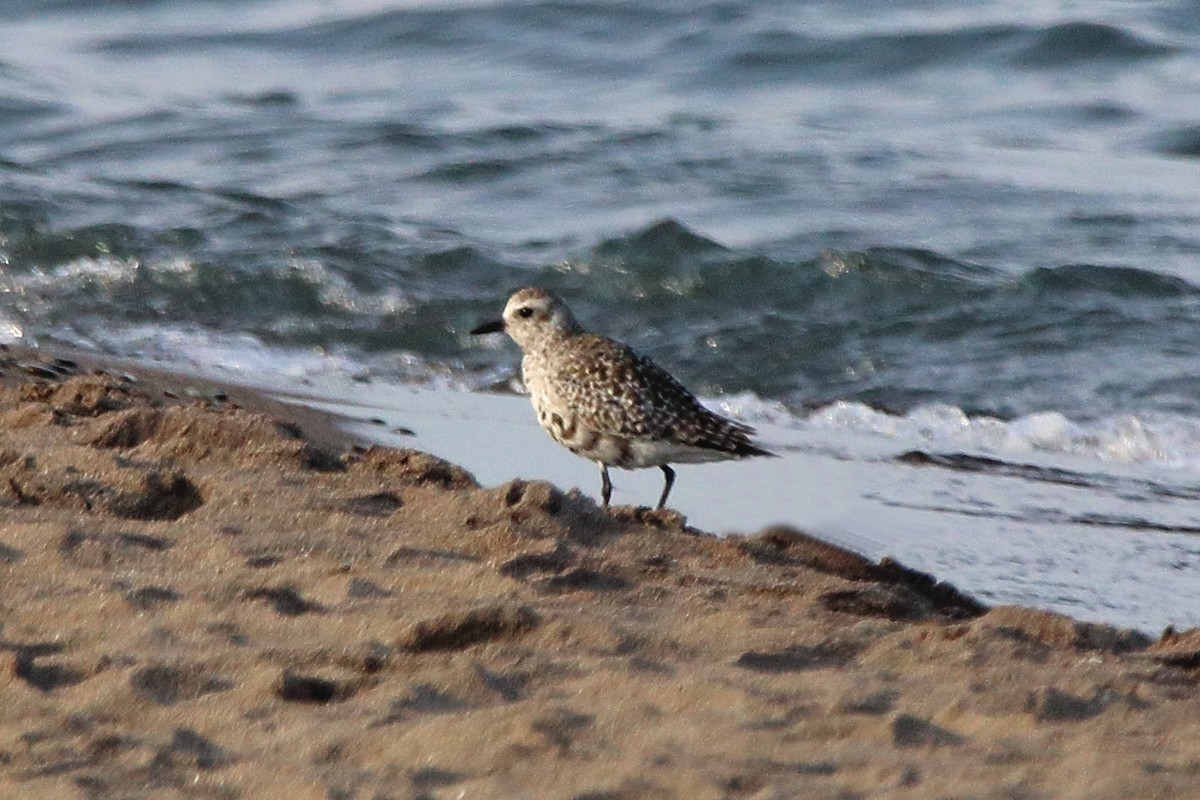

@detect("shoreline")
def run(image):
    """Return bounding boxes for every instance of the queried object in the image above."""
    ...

[1,346,1199,797]
[10,342,1200,634]
[14,342,1200,635]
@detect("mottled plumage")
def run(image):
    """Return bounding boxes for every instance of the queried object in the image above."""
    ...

[471,287,774,509]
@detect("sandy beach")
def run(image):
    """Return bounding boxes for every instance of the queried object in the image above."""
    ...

[1,349,1199,799]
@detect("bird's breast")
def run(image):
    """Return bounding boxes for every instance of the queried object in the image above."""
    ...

[529,395,635,468]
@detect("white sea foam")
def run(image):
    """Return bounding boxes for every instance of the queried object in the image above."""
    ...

[282,258,414,317]
[8,256,142,294]
[809,399,1200,469]
[0,315,26,345]
[712,391,1200,472]
[57,323,475,390]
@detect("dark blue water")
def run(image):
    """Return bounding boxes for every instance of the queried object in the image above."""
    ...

[3,0,1200,427]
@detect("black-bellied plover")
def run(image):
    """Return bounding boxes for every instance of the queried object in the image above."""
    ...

[471,287,774,510]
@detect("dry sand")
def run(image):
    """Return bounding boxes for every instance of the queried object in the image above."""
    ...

[1,349,1199,799]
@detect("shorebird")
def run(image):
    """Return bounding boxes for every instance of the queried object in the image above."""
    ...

[471,287,774,510]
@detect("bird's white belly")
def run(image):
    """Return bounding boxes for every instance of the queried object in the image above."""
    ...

[549,421,731,470]
[626,438,735,468]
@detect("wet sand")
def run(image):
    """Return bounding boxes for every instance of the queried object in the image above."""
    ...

[1,349,1199,799]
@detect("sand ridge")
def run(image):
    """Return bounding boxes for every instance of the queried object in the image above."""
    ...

[0,356,1198,799]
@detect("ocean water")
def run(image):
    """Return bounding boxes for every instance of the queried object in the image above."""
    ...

[4,0,1200,624]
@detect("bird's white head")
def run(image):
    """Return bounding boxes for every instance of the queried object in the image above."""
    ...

[471,287,582,350]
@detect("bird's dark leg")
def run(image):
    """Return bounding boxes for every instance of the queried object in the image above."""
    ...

[656,465,676,511]
[599,463,613,508]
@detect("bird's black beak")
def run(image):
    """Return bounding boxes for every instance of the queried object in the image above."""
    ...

[470,319,505,335]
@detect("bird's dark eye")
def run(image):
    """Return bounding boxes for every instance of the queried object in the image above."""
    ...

[516,306,534,318]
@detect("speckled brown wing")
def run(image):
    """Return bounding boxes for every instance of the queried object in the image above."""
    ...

[553,334,768,455]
